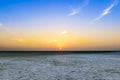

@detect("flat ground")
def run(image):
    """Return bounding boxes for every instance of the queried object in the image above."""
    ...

[0,52,120,80]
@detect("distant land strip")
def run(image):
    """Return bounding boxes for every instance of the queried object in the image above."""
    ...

[0,51,120,54]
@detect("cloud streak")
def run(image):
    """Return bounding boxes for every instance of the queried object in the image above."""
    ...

[0,23,2,26]
[0,23,13,34]
[91,0,119,23]
[68,0,89,16]
[61,30,68,35]
[0,23,9,31]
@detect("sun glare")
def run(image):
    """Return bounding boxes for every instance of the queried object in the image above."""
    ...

[59,47,63,51]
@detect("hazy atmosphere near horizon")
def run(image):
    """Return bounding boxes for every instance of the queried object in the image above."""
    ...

[0,0,120,51]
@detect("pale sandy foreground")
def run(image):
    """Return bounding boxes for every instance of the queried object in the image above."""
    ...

[0,52,120,80]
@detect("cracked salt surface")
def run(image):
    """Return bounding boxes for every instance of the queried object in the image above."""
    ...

[0,52,120,80]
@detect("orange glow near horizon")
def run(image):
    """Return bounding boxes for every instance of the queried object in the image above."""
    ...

[0,29,120,51]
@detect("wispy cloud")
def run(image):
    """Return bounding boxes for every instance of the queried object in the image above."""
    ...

[0,23,9,31]
[0,23,3,27]
[61,30,68,35]
[0,23,5,30]
[68,0,89,16]
[12,38,24,42]
[0,23,13,34]
[91,0,119,23]
[68,5,80,16]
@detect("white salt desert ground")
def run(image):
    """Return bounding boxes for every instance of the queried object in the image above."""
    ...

[0,51,120,80]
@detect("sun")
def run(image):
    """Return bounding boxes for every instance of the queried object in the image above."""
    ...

[59,47,63,51]
[48,30,69,50]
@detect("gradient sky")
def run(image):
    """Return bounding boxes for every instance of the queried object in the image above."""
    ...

[0,0,120,51]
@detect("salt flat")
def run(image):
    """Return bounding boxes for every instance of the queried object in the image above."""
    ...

[0,52,120,80]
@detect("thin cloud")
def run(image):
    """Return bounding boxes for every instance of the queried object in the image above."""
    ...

[0,23,14,35]
[0,23,4,29]
[61,30,68,35]
[12,38,24,42]
[0,23,3,26]
[68,0,89,16]
[91,0,119,23]
[0,23,9,31]
[68,6,79,16]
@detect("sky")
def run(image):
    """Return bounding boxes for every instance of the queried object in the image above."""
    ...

[0,0,120,51]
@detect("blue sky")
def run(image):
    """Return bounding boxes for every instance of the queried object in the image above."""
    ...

[0,0,120,26]
[0,0,120,50]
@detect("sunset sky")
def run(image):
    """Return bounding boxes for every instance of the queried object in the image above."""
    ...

[0,0,120,51]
